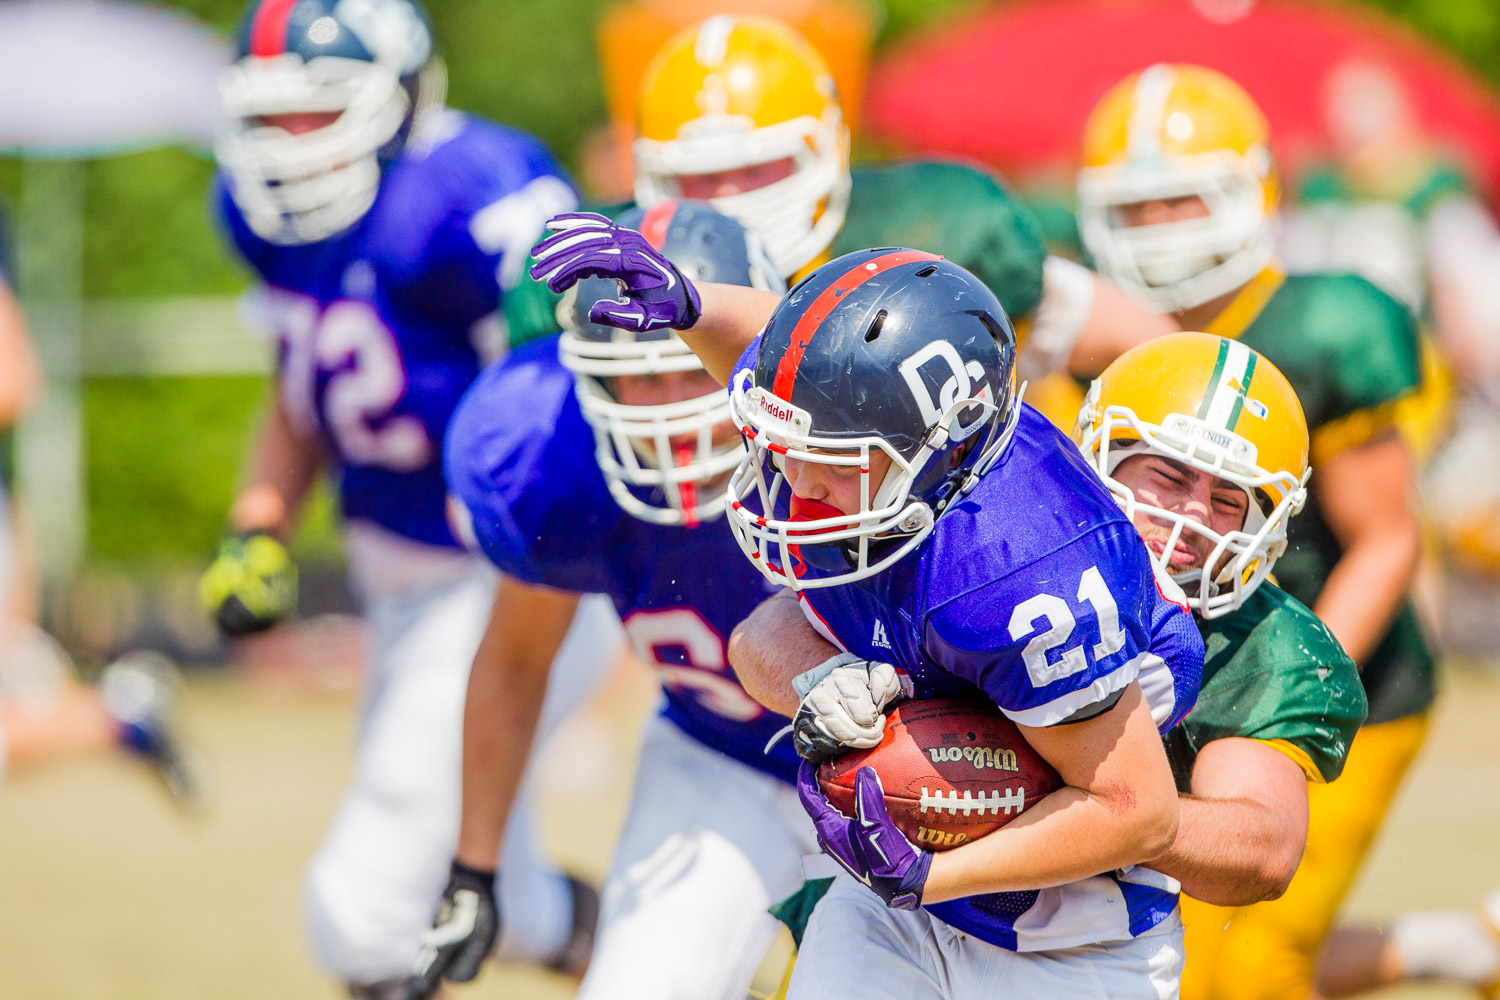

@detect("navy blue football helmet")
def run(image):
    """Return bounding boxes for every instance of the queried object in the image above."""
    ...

[217,0,446,245]
[726,248,1020,589]
[560,200,784,526]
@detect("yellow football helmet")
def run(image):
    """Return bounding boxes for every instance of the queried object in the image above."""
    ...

[633,14,850,278]
[1078,64,1280,312]
[1075,332,1310,617]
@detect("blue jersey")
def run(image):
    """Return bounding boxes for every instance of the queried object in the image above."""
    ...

[445,337,800,782]
[216,111,577,547]
[733,326,1204,949]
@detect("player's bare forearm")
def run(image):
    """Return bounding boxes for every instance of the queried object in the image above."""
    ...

[1066,272,1180,379]
[921,683,1179,903]
[230,394,325,538]
[1148,737,1309,905]
[455,577,580,870]
[0,282,42,426]
[728,589,839,716]
[678,282,782,386]
[1313,430,1421,665]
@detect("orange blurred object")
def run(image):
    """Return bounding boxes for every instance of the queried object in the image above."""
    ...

[596,1,878,146]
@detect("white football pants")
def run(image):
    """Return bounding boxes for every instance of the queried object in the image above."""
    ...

[303,562,621,985]
[576,714,818,1000]
[789,875,1185,1000]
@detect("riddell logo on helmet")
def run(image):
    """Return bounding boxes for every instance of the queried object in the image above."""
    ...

[752,390,809,429]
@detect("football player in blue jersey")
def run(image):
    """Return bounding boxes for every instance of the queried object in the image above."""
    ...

[196,2,618,996]
[404,202,820,1000]
[529,214,1206,998]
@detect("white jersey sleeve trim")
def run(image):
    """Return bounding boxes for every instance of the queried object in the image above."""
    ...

[1117,863,1181,895]
[1135,649,1180,730]
[1018,255,1096,382]
[797,594,850,653]
[1001,649,1144,729]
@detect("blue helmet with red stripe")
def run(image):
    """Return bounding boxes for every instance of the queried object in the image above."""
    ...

[216,0,444,245]
[560,200,784,528]
[725,248,1020,589]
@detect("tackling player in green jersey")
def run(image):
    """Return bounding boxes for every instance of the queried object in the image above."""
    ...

[1077,63,1428,1000]
[1074,332,1366,905]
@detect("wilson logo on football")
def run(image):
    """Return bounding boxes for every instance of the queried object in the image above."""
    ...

[926,745,1019,771]
[915,827,970,849]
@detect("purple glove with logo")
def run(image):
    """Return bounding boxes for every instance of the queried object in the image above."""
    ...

[529,212,702,332]
[796,759,933,911]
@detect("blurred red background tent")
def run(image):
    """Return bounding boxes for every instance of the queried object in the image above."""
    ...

[863,0,1500,196]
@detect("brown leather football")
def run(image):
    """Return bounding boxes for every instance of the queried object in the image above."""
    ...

[817,698,1063,851]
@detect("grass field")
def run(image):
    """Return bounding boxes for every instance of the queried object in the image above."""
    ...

[1,662,1497,999]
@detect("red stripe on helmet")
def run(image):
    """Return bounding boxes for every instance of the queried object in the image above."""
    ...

[770,250,942,401]
[639,201,678,249]
[249,0,301,57]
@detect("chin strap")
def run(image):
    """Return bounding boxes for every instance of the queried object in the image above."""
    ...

[938,380,1027,518]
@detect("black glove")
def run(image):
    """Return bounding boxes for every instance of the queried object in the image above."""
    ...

[403,860,499,1000]
[198,529,297,637]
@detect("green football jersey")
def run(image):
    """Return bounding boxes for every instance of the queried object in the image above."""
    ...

[1208,269,1436,725]
[829,160,1046,319]
[1165,583,1367,791]
[502,160,1047,349]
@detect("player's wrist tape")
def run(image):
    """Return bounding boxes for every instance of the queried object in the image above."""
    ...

[449,859,497,892]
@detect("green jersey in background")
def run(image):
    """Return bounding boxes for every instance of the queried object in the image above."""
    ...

[502,159,1048,349]
[1206,268,1435,726]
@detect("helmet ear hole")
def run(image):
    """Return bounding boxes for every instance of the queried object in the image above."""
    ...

[977,310,1014,348]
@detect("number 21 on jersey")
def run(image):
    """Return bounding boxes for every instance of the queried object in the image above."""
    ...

[1008,565,1128,687]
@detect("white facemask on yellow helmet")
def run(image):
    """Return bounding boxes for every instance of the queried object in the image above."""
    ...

[633,15,850,280]
[1077,64,1280,312]
[1075,332,1310,618]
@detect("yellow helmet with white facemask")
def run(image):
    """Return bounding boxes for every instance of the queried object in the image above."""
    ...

[1075,332,1309,617]
[1078,64,1280,312]
[633,15,850,279]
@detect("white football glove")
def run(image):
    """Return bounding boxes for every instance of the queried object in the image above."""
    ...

[792,653,913,762]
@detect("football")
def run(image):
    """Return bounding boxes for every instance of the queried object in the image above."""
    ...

[818,698,1063,851]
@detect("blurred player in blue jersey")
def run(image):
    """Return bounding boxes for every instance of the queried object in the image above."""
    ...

[529,214,1205,998]
[407,201,818,1000]
[197,2,618,996]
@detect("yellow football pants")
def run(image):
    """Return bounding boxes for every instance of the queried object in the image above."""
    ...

[1180,713,1430,1000]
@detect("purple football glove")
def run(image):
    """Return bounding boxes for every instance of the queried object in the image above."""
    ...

[797,759,933,911]
[529,212,702,332]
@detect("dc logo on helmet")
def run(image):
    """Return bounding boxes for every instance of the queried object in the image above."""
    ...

[335,0,432,73]
[897,341,994,442]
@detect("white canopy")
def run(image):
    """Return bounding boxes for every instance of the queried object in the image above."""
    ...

[0,0,227,156]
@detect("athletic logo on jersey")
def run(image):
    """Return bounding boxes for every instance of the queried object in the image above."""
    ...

[896,340,992,441]
[871,619,892,649]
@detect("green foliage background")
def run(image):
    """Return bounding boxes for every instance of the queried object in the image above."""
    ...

[0,0,1494,571]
